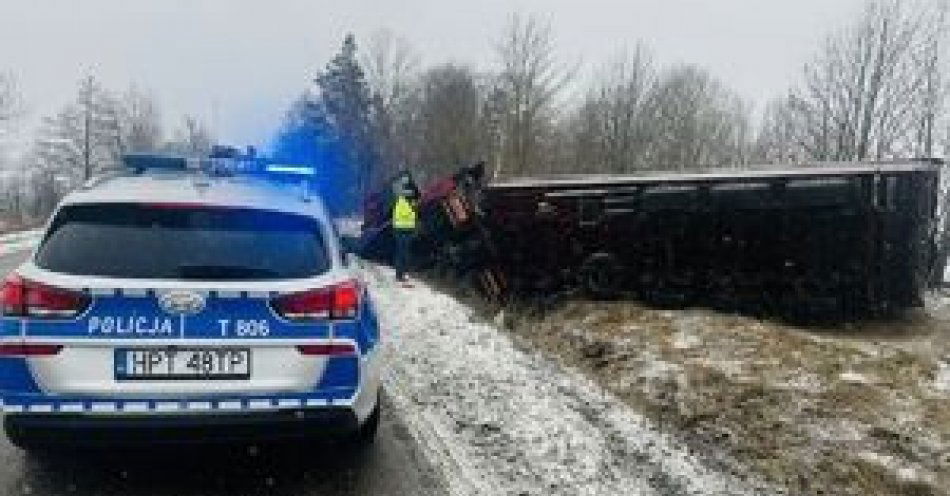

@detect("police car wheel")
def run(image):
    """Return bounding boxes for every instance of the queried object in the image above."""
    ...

[353,395,380,447]
[4,416,52,454]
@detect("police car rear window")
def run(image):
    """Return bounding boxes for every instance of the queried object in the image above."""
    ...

[35,203,330,280]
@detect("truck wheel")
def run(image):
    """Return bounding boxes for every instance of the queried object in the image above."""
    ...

[580,253,620,298]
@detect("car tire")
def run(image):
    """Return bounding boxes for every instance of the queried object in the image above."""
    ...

[352,393,380,448]
[4,417,50,454]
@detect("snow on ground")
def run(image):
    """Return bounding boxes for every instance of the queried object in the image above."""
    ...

[363,262,770,496]
[936,360,950,393]
[0,228,42,255]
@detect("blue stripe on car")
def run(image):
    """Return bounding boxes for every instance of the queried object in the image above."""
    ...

[0,358,42,395]
[0,391,357,413]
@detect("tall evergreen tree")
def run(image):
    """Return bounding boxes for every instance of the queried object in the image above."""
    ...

[315,34,376,210]
[272,94,353,214]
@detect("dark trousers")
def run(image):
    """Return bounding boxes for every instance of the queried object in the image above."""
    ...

[394,229,413,280]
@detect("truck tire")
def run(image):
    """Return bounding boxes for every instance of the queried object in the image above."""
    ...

[580,253,620,298]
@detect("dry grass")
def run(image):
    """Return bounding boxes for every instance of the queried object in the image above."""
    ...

[499,299,950,496]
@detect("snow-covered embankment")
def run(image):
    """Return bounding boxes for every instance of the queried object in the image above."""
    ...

[364,263,771,496]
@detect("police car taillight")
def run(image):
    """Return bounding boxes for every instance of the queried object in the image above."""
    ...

[0,343,63,356]
[1,275,90,319]
[271,280,360,321]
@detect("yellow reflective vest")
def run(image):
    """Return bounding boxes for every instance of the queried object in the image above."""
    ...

[392,196,417,230]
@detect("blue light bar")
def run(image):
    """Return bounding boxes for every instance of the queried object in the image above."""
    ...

[266,164,315,176]
[123,153,188,172]
[209,145,241,159]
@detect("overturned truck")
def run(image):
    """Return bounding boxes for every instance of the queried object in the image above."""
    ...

[362,160,944,320]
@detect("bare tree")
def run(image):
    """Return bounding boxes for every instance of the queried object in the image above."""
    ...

[362,29,421,179]
[569,45,655,173]
[121,84,163,152]
[0,71,25,197]
[0,71,23,131]
[782,0,947,161]
[912,6,946,158]
[163,115,213,157]
[31,74,124,209]
[0,73,27,221]
[644,65,751,170]
[362,29,420,111]
[76,75,123,178]
[754,96,808,164]
[493,13,572,178]
[414,63,495,181]
[31,106,84,214]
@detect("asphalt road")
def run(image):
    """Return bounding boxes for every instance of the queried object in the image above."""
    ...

[0,250,446,496]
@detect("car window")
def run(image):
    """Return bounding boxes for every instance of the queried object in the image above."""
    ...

[35,203,329,280]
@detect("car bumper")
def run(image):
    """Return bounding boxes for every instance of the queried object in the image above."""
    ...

[3,407,359,448]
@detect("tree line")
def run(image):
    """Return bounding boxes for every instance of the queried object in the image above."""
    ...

[0,0,946,221]
[0,74,213,224]
[277,0,949,214]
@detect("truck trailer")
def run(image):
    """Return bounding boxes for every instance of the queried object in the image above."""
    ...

[362,160,944,321]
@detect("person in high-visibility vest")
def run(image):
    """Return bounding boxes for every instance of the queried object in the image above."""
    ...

[392,192,418,282]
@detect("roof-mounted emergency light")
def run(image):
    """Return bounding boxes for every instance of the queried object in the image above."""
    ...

[122,153,188,173]
[209,145,241,160]
[265,164,315,176]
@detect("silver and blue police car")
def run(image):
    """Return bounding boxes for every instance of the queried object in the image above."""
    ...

[0,155,381,449]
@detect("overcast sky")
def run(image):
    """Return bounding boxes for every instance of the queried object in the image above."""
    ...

[0,0,865,149]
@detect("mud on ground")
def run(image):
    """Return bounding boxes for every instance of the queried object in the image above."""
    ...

[495,295,950,496]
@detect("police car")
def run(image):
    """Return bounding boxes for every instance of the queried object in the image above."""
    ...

[0,154,381,449]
